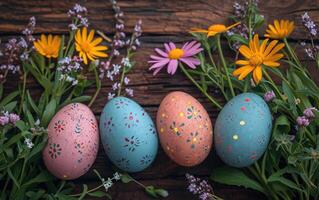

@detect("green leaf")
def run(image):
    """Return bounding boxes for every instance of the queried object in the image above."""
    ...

[210,167,266,194]
[22,170,53,187]
[41,99,57,127]
[88,191,107,197]
[145,186,158,198]
[121,173,133,183]
[27,91,40,116]
[0,91,19,108]
[273,115,290,137]
[27,134,48,162]
[3,101,17,112]
[155,189,169,197]
[15,120,28,131]
[268,176,302,192]
[7,168,20,189]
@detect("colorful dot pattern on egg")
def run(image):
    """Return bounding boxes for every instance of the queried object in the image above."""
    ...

[214,93,272,168]
[157,91,213,167]
[99,97,158,173]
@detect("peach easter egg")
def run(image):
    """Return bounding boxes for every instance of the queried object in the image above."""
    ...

[156,91,213,166]
[42,103,99,180]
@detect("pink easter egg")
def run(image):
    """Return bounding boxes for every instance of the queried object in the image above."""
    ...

[156,91,213,166]
[42,103,99,180]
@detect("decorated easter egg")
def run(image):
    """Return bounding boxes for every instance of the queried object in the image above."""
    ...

[100,97,158,172]
[156,91,213,166]
[214,93,272,168]
[43,103,99,180]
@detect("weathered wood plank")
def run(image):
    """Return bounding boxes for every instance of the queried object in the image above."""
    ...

[0,0,319,40]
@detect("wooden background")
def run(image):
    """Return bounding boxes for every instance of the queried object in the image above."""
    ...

[1,0,318,199]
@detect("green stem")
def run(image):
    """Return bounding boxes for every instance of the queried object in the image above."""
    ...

[248,0,253,40]
[18,158,27,184]
[283,38,303,71]
[216,34,235,97]
[117,65,126,97]
[180,64,222,109]
[70,184,104,197]
[304,128,316,146]
[204,39,217,69]
[19,72,27,114]
[88,67,101,107]
[262,69,284,100]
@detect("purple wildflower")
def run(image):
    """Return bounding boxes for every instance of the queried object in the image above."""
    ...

[264,91,276,102]
[303,107,317,119]
[0,115,9,126]
[125,88,134,97]
[124,76,130,85]
[9,113,20,125]
[296,116,310,127]
[149,41,203,75]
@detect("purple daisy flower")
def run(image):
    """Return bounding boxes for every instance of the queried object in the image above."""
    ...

[149,41,203,75]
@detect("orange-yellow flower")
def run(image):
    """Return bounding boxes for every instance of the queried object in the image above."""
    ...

[34,34,61,58]
[264,19,294,39]
[233,34,285,84]
[75,27,108,65]
[191,22,240,37]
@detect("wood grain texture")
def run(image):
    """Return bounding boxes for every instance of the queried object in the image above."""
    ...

[1,0,318,199]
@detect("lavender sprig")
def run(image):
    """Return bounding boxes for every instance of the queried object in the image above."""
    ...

[302,12,317,37]
[186,174,222,200]
[68,4,89,30]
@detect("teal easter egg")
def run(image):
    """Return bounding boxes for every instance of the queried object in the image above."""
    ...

[100,97,158,172]
[214,93,272,167]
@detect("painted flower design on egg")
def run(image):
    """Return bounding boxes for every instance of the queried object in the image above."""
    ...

[186,132,202,149]
[54,120,66,133]
[104,117,115,133]
[49,143,62,159]
[148,123,156,135]
[124,112,139,128]
[123,136,140,152]
[186,106,202,120]
[115,98,130,109]
[140,154,152,165]
[89,118,97,132]
[169,121,184,136]
[116,157,130,169]
[74,120,82,135]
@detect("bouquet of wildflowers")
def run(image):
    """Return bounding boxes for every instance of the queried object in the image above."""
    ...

[149,1,319,199]
[0,1,167,199]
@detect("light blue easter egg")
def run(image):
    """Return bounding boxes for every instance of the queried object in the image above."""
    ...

[100,97,158,172]
[214,93,272,167]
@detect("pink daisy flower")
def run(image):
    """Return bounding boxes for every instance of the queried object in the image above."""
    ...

[149,41,203,75]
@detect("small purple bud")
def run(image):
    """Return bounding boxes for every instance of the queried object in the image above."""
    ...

[264,91,276,102]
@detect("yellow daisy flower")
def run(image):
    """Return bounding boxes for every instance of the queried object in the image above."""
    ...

[75,27,108,65]
[34,34,61,58]
[233,34,285,84]
[191,22,240,37]
[264,19,294,39]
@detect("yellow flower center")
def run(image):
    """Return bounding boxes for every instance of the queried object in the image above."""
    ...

[173,127,179,133]
[208,24,227,33]
[249,54,264,66]
[168,48,184,59]
[79,42,92,53]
